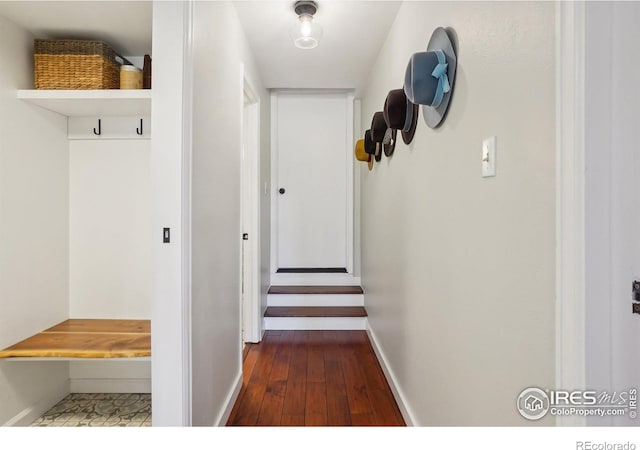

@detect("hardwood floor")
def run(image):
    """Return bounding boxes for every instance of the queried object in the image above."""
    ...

[227,330,405,427]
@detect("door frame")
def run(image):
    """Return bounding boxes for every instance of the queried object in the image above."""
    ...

[269,90,355,284]
[556,0,587,426]
[241,68,262,344]
[151,0,193,426]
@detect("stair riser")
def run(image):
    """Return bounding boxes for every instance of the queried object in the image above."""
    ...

[270,274,362,286]
[263,317,367,330]
[267,294,364,307]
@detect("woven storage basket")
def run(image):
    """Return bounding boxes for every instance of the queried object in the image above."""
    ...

[34,39,131,90]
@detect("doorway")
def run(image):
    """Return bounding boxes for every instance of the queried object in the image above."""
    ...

[270,91,355,282]
[241,75,261,344]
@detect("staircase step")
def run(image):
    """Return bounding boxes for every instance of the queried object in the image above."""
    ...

[268,285,364,295]
[264,306,367,318]
[267,293,363,307]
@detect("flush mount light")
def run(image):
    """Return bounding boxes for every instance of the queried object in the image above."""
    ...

[289,1,323,50]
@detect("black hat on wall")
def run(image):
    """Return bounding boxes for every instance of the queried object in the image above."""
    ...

[364,128,375,155]
[383,88,418,147]
[371,111,387,162]
[363,129,375,171]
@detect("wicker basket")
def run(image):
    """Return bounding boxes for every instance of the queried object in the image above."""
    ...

[34,39,131,90]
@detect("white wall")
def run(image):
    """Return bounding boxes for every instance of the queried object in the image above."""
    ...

[69,140,151,319]
[69,139,151,394]
[191,1,269,426]
[0,15,70,425]
[359,2,556,426]
[585,1,640,426]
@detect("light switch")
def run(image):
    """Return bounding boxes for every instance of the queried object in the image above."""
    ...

[482,136,497,177]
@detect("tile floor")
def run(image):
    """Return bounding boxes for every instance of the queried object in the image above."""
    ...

[30,393,151,427]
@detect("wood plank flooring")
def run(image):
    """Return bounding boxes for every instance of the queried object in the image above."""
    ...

[227,330,405,427]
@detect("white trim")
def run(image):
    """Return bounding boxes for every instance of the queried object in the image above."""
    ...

[269,92,279,275]
[241,69,262,344]
[556,0,586,427]
[2,378,69,427]
[270,273,361,286]
[150,0,193,427]
[267,293,364,307]
[353,99,362,277]
[269,90,356,276]
[215,371,242,427]
[70,378,151,394]
[180,0,194,427]
[345,93,355,274]
[263,316,367,330]
[366,325,416,427]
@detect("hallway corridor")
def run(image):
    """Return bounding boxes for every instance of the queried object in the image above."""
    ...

[226,330,405,426]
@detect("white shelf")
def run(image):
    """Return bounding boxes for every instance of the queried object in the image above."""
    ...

[17,89,151,117]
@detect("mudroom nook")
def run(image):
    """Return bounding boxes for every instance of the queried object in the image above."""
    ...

[0,2,153,426]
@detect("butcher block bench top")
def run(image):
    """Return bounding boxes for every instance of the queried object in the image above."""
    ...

[0,319,151,359]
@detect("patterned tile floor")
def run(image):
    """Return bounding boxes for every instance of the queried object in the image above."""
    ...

[30,393,151,427]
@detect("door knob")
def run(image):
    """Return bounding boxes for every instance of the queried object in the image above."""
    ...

[279,188,286,195]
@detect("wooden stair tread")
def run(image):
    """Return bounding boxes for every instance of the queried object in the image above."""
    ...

[264,306,367,318]
[268,285,364,295]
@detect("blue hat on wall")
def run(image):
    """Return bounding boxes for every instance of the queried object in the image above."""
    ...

[403,27,457,129]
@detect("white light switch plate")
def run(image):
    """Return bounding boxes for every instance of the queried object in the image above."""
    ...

[482,136,497,177]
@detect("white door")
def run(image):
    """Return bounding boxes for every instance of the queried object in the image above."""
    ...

[274,92,352,271]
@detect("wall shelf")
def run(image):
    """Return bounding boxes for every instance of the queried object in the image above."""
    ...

[17,89,151,117]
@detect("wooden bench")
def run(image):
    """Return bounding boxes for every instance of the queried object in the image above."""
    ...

[0,319,151,359]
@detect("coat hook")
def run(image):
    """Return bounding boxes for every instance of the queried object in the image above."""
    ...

[93,119,101,136]
[136,118,143,136]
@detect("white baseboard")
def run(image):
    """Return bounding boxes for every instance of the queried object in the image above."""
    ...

[366,325,417,427]
[270,274,361,286]
[70,378,151,394]
[216,371,242,426]
[3,379,69,427]
[263,316,367,330]
[267,293,364,307]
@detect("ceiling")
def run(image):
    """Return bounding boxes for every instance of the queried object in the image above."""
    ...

[0,1,152,56]
[234,1,401,90]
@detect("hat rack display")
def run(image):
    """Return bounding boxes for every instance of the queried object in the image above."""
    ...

[355,26,457,170]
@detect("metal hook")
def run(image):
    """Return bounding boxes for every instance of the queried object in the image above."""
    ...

[93,119,101,136]
[136,118,143,136]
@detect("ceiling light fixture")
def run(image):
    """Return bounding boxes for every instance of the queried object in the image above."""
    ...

[290,1,322,50]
